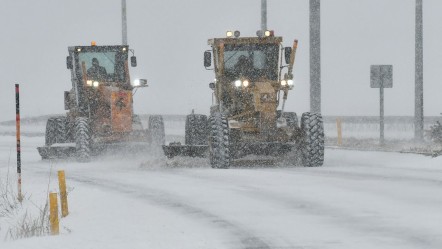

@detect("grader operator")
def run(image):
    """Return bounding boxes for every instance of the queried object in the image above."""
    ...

[163,30,324,168]
[38,42,165,162]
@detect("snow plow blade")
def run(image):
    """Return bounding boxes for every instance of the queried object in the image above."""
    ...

[38,142,158,160]
[37,144,76,159]
[162,143,208,159]
[94,142,156,155]
[231,142,296,157]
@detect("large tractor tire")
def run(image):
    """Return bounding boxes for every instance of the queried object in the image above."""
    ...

[277,111,299,130]
[45,117,67,146]
[185,114,208,145]
[300,112,324,167]
[148,115,165,146]
[209,113,230,169]
[75,117,91,163]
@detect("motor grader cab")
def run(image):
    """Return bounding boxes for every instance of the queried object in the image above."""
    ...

[206,31,294,137]
[163,30,324,168]
[38,43,165,162]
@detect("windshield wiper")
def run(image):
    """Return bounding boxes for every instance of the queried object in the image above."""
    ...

[102,53,115,66]
[224,50,240,64]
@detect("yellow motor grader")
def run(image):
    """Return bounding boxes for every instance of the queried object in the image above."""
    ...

[163,31,324,168]
[38,43,165,162]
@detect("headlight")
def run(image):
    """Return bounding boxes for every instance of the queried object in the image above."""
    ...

[226,31,233,38]
[281,80,287,86]
[234,80,242,87]
[243,80,249,87]
[132,79,148,87]
[287,79,294,86]
[133,79,141,87]
[86,80,93,86]
[93,81,99,88]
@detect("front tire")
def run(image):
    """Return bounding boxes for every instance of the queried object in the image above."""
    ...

[209,113,230,169]
[300,112,324,167]
[277,111,299,130]
[75,117,91,163]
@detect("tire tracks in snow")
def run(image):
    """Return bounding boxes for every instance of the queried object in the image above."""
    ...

[159,169,442,249]
[67,174,279,249]
[285,168,442,187]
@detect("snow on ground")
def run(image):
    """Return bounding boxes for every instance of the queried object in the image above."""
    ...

[0,120,442,248]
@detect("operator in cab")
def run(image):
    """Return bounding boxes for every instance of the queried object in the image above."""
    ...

[87,58,107,81]
[234,55,253,77]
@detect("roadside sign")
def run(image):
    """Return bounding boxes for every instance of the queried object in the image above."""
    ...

[370,65,393,146]
[371,65,393,88]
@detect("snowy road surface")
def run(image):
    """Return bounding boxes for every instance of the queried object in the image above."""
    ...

[1,135,442,249]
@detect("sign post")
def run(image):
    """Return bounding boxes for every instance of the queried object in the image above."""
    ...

[370,65,393,145]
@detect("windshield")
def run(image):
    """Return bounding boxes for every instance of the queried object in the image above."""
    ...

[78,51,127,82]
[223,43,279,81]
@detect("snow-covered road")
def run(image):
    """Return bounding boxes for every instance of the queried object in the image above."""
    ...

[1,134,442,249]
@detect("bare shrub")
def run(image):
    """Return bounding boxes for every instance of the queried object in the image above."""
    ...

[5,203,50,240]
[0,173,50,241]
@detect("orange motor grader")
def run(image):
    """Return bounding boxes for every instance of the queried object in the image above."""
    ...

[38,43,164,162]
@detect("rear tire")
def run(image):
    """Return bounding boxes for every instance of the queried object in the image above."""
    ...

[300,112,324,167]
[209,113,230,169]
[148,115,165,146]
[185,114,208,145]
[75,117,91,163]
[45,117,66,146]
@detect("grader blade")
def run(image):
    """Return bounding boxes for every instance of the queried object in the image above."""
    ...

[37,144,76,159]
[162,143,208,159]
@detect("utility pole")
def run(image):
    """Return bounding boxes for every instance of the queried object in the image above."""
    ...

[122,0,128,45]
[261,0,267,31]
[415,0,424,141]
[310,0,321,113]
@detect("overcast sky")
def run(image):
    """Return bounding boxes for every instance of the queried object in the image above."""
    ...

[1,0,442,122]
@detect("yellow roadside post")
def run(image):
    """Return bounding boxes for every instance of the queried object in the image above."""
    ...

[49,193,59,235]
[337,118,343,146]
[58,170,69,217]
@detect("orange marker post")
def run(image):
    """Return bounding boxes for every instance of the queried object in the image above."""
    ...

[337,118,343,146]
[15,84,23,202]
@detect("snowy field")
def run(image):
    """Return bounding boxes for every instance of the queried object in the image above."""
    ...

[323,116,438,140]
[2,115,440,140]
[1,117,442,248]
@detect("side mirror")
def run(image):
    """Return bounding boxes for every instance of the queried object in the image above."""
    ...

[204,51,212,68]
[284,47,292,64]
[66,56,73,69]
[209,82,215,90]
[131,56,137,67]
